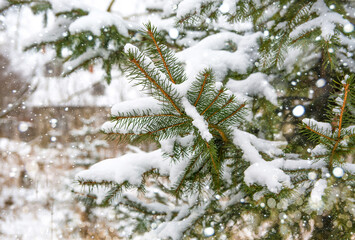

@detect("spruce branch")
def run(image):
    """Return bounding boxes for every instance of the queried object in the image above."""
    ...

[118,196,169,216]
[303,125,335,142]
[201,87,225,116]
[216,103,246,126]
[206,96,234,121]
[291,30,315,44]
[146,24,176,84]
[106,120,190,140]
[303,76,354,170]
[114,113,184,120]
[144,23,187,85]
[174,151,204,195]
[209,124,228,143]
[128,57,183,115]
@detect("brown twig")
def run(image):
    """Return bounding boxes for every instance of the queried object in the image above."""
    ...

[201,88,224,115]
[216,104,245,125]
[194,73,209,106]
[209,124,228,142]
[329,83,350,169]
[337,83,349,139]
[304,125,335,142]
[107,0,115,12]
[206,96,234,121]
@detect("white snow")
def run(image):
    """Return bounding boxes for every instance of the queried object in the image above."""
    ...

[0,0,7,8]
[124,43,139,53]
[226,73,278,105]
[181,97,212,141]
[232,128,285,164]
[49,0,91,13]
[311,144,328,156]
[343,163,355,174]
[309,179,327,210]
[168,156,192,185]
[76,148,193,189]
[111,97,162,116]
[76,150,169,186]
[244,161,291,193]
[232,129,291,193]
[63,48,110,73]
[138,204,208,240]
[176,0,210,19]
[176,32,263,94]
[302,118,332,133]
[2,0,354,238]
[290,0,350,40]
[69,10,129,37]
[283,159,325,170]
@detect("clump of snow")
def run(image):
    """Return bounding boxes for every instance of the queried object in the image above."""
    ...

[309,179,327,210]
[63,48,109,73]
[232,129,292,193]
[176,0,211,19]
[286,48,320,73]
[311,144,328,156]
[0,0,7,8]
[49,0,91,13]
[226,73,278,105]
[244,161,291,193]
[181,97,212,141]
[138,204,208,240]
[222,159,234,185]
[176,133,194,147]
[159,133,195,155]
[76,150,169,186]
[101,121,119,133]
[124,43,139,53]
[176,32,262,94]
[76,148,192,189]
[159,137,177,155]
[344,163,355,174]
[283,158,325,170]
[168,156,192,185]
[233,128,285,164]
[290,0,350,40]
[302,118,332,133]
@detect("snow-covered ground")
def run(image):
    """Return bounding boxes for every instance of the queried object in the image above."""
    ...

[0,137,122,240]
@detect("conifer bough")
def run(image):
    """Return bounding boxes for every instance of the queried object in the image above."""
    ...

[76,24,355,239]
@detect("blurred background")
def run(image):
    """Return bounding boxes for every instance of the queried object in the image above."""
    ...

[0,1,148,239]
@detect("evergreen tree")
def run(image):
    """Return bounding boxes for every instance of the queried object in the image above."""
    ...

[0,0,132,83]
[1,0,354,239]
[75,25,354,239]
